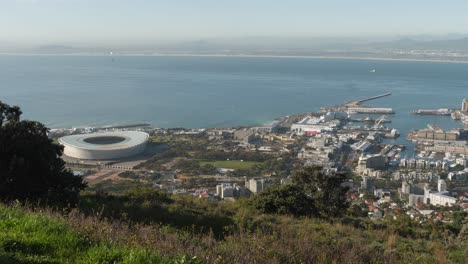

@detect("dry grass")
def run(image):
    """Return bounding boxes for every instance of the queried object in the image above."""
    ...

[2,199,466,264]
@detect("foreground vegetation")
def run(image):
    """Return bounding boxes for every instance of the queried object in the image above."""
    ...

[1,189,467,264]
[0,203,193,264]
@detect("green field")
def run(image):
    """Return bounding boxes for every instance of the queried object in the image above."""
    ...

[199,160,261,169]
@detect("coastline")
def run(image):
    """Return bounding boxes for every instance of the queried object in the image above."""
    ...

[147,54,468,64]
[1,52,468,64]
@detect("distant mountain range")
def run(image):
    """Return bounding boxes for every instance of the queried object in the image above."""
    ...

[369,37,468,51]
[3,36,468,61]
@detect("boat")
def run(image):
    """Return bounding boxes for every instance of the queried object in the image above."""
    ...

[451,111,461,120]
[370,69,376,73]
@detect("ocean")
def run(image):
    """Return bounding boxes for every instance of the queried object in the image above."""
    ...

[1,55,467,149]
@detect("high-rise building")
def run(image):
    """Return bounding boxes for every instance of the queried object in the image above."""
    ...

[401,181,411,194]
[462,98,468,112]
[245,177,272,194]
[437,179,447,193]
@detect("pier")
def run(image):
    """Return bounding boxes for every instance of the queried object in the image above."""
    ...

[413,109,452,116]
[344,93,392,106]
[321,93,393,112]
[353,93,392,104]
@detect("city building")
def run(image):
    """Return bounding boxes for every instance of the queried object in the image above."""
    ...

[394,171,438,182]
[428,142,468,155]
[462,98,468,112]
[245,177,272,194]
[455,158,468,167]
[448,170,468,180]
[427,192,457,207]
[321,111,348,121]
[416,129,459,141]
[351,141,373,152]
[423,181,458,207]
[206,128,235,140]
[437,179,447,193]
[216,183,234,199]
[356,154,387,174]
[252,121,280,134]
[359,176,374,193]
[291,116,337,136]
[408,194,425,206]
[233,129,256,144]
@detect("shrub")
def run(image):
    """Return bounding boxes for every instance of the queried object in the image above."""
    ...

[0,101,86,206]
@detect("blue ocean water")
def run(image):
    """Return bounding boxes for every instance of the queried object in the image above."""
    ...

[0,55,466,148]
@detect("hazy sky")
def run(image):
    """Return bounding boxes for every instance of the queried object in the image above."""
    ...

[1,0,468,46]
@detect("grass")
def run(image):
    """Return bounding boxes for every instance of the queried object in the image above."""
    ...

[1,193,466,264]
[199,160,262,169]
[0,203,192,264]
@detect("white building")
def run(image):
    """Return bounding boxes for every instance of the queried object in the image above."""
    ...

[423,182,457,207]
[428,192,457,207]
[291,116,337,136]
[437,179,447,193]
[462,98,468,112]
[408,194,425,206]
[252,121,280,134]
[321,111,348,121]
[245,177,272,194]
[456,158,467,167]
[216,183,234,199]
[357,154,386,174]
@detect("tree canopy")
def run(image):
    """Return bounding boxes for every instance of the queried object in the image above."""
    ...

[0,101,86,205]
[252,165,349,217]
[292,166,350,217]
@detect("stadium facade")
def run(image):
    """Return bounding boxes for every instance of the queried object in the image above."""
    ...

[58,131,149,160]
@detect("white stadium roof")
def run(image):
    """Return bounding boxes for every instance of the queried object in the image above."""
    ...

[58,131,149,160]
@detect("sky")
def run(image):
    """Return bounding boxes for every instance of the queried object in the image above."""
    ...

[1,0,468,47]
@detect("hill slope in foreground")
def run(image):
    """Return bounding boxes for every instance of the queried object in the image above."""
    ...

[0,203,195,264]
[0,199,467,264]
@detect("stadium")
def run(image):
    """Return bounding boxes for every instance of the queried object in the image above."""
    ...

[58,131,149,160]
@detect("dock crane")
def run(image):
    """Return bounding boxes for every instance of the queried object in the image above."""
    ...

[372,115,388,130]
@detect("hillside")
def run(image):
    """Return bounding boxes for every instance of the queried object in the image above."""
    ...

[1,190,467,264]
[0,203,194,264]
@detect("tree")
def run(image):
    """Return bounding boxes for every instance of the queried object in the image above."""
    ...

[252,166,349,217]
[292,166,349,217]
[0,101,86,205]
[174,159,200,174]
[251,184,316,216]
[200,164,217,175]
